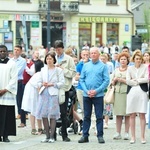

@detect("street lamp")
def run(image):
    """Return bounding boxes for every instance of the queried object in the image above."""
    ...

[47,0,51,51]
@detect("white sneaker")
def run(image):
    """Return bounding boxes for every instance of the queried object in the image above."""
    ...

[48,139,54,143]
[113,132,122,140]
[124,132,129,140]
[41,138,49,143]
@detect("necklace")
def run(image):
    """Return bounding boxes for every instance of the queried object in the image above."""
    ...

[119,67,127,71]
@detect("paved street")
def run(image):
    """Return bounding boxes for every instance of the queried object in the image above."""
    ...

[1,114,150,150]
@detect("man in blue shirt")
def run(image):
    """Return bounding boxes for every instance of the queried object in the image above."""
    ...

[12,45,26,127]
[78,47,109,144]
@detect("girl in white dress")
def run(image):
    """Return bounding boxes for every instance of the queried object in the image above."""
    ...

[126,50,149,144]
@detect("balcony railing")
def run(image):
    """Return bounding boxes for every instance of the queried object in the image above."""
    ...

[61,1,79,12]
[38,0,60,12]
[38,0,79,13]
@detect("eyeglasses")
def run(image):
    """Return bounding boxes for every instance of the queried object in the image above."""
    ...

[0,50,7,53]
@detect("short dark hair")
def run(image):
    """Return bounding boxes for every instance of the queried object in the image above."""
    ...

[21,53,27,59]
[15,45,22,50]
[122,46,129,51]
[54,40,64,48]
[44,52,56,64]
[0,45,8,51]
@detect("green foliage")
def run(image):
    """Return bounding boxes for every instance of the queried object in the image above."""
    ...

[143,4,150,41]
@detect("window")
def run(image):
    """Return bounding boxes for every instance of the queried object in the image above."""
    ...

[17,0,30,2]
[107,23,119,44]
[79,0,90,4]
[79,23,91,49]
[16,21,31,47]
[106,0,117,5]
[96,24,102,46]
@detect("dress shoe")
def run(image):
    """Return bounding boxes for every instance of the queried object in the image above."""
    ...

[18,123,26,128]
[98,136,105,144]
[78,136,89,143]
[130,140,135,144]
[63,137,71,142]
[3,136,10,142]
[141,140,146,144]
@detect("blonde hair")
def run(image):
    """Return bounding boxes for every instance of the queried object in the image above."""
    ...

[65,48,73,56]
[131,50,143,62]
[100,54,108,59]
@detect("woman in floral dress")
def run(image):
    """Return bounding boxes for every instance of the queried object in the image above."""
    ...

[36,52,65,143]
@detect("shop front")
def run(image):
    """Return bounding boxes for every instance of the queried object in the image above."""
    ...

[70,16,134,49]
[42,22,66,48]
[0,14,14,51]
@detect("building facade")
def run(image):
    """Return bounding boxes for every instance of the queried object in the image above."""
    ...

[0,0,134,51]
[131,0,150,41]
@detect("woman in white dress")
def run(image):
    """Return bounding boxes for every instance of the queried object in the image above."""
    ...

[36,52,65,143]
[126,50,149,144]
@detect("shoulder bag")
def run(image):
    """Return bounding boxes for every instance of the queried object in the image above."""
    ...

[56,68,65,105]
[104,84,115,104]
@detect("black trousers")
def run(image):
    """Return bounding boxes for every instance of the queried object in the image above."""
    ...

[20,84,26,125]
[16,81,24,115]
[54,91,69,139]
[0,105,16,136]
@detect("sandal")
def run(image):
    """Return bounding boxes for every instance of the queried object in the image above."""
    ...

[38,128,45,135]
[31,129,38,135]
[18,123,26,128]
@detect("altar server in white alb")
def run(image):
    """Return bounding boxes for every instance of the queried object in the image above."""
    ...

[0,45,18,142]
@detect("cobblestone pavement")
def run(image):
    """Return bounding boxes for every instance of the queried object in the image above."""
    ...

[1,115,150,150]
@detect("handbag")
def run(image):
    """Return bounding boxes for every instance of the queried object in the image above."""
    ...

[104,84,115,104]
[56,68,65,104]
[58,88,65,105]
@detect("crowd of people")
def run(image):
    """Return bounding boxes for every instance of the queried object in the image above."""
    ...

[0,40,150,145]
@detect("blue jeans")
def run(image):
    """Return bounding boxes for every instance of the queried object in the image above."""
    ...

[83,96,104,138]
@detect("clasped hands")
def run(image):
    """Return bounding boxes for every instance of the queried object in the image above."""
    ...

[42,82,54,88]
[131,79,139,86]
[112,77,124,85]
[87,90,96,98]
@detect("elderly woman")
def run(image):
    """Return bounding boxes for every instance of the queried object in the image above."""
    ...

[111,52,130,140]
[126,50,149,144]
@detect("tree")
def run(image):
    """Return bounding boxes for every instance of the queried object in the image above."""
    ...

[143,4,150,42]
